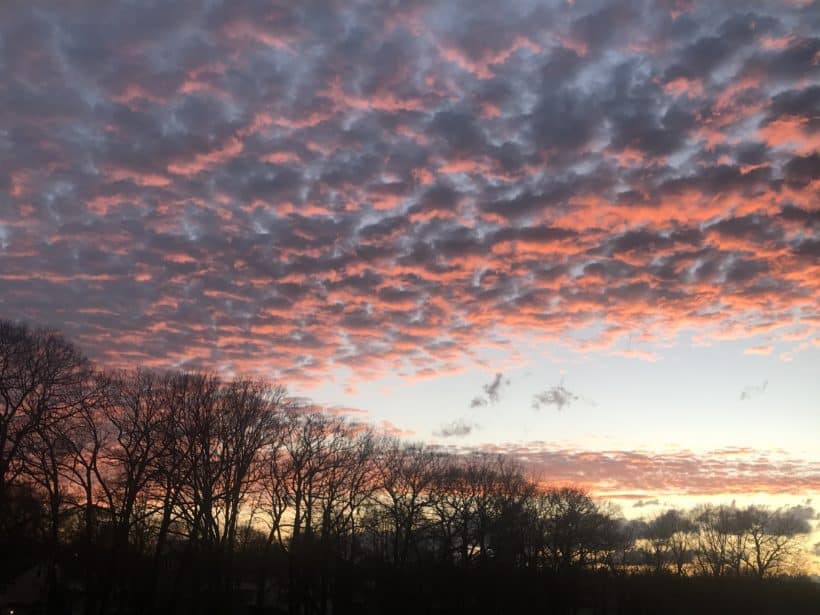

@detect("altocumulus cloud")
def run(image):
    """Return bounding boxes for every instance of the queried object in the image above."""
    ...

[1,0,818,385]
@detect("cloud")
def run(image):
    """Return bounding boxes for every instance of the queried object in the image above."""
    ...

[434,418,479,438]
[740,380,768,401]
[325,405,370,417]
[0,0,818,387]
[483,372,507,403]
[378,420,416,438]
[532,382,583,411]
[745,345,774,356]
[470,372,509,407]
[633,498,661,508]
[467,443,820,497]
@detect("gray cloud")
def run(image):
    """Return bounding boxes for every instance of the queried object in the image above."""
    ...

[470,396,488,408]
[470,372,509,407]
[532,382,582,411]
[740,381,768,401]
[483,372,507,403]
[434,418,479,438]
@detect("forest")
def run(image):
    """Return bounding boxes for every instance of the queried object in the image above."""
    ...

[1,319,818,614]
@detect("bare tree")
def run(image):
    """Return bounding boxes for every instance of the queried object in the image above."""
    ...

[1,320,95,613]
[743,505,811,578]
[253,408,296,608]
[375,440,440,568]
[218,378,286,607]
[537,486,604,573]
[91,369,173,614]
[693,505,746,577]
[0,320,92,521]
[429,454,495,567]
[274,409,356,614]
[141,370,196,612]
[486,459,537,567]
[642,509,696,574]
[57,378,113,615]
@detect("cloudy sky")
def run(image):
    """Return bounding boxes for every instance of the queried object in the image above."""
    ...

[1,0,819,522]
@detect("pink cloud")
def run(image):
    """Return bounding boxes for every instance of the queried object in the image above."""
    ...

[745,345,774,356]
[471,443,820,497]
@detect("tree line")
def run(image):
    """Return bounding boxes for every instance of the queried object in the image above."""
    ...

[1,319,817,614]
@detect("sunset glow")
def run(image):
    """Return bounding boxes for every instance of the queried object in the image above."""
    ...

[1,0,819,575]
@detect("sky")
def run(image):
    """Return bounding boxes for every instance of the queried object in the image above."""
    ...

[1,0,819,542]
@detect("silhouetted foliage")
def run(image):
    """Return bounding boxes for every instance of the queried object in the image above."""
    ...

[1,319,818,614]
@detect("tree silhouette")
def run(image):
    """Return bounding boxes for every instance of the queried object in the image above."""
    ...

[1,318,818,614]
